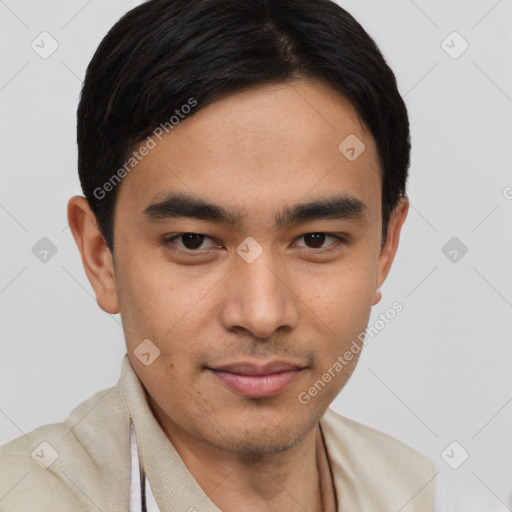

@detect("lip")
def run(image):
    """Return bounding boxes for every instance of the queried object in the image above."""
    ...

[208,360,306,399]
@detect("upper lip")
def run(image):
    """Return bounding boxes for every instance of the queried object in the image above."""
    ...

[209,360,306,375]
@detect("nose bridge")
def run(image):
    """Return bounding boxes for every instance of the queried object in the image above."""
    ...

[221,244,298,338]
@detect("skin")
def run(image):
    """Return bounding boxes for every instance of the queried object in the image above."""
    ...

[68,78,409,512]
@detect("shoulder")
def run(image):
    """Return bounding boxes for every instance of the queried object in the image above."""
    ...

[321,407,432,468]
[320,408,435,509]
[0,384,130,512]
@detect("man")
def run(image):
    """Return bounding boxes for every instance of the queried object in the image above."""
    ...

[0,0,450,510]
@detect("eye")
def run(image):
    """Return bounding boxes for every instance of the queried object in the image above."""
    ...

[160,232,347,257]
[161,233,219,252]
[294,233,346,252]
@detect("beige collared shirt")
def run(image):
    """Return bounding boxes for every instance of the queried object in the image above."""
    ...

[0,354,435,511]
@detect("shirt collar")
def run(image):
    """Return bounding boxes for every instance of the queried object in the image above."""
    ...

[118,354,221,511]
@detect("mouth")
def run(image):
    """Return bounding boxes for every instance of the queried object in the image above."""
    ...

[206,360,307,399]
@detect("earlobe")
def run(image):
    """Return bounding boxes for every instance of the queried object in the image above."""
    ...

[67,196,120,314]
[375,196,409,291]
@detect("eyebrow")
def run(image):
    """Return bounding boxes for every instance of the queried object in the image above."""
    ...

[142,192,368,227]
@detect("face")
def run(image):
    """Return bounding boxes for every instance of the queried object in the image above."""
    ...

[81,78,407,455]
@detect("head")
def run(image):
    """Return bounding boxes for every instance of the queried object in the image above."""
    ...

[69,0,410,455]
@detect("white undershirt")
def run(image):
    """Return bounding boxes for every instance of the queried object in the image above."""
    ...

[129,422,160,512]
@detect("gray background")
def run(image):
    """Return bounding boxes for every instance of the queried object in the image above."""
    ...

[1,1,511,510]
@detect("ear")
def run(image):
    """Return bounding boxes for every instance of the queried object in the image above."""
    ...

[67,196,120,314]
[373,196,409,305]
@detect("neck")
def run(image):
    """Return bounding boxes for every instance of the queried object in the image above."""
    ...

[149,401,325,512]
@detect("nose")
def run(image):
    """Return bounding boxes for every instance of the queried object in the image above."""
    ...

[220,247,299,339]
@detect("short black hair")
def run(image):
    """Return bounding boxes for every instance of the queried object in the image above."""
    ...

[77,0,410,253]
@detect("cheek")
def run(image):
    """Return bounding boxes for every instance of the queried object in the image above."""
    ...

[116,254,220,368]
[114,253,179,361]
[300,259,377,324]
[115,244,178,322]
[131,358,200,428]
[116,263,162,329]
[298,256,377,365]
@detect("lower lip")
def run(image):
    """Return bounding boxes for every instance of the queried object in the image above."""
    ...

[209,369,303,398]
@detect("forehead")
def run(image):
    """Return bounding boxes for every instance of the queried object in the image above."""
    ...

[115,78,382,224]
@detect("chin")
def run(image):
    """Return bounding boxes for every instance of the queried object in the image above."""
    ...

[193,409,321,456]
[209,430,304,456]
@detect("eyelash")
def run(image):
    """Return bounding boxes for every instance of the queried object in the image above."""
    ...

[160,232,347,256]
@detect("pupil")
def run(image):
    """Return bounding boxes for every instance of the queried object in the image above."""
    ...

[182,233,204,249]
[305,233,325,248]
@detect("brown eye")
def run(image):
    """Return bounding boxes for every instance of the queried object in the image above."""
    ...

[180,233,205,250]
[303,233,326,249]
[161,233,217,252]
[294,233,347,253]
